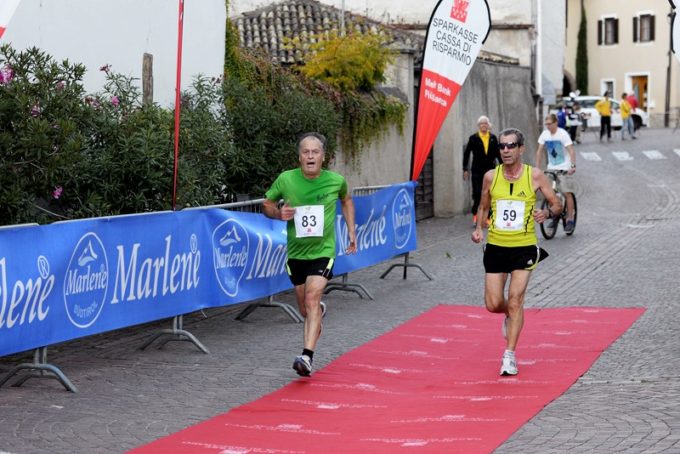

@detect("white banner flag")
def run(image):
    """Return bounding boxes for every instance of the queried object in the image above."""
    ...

[0,0,21,39]
[411,0,491,181]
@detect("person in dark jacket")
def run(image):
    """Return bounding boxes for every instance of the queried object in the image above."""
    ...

[463,115,501,226]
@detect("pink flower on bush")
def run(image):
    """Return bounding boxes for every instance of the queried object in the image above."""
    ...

[56,81,65,90]
[52,185,63,200]
[84,96,101,109]
[111,96,120,107]
[30,105,42,117]
[0,65,14,85]
[99,64,111,73]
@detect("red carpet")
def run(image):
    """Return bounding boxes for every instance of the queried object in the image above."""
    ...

[131,306,644,453]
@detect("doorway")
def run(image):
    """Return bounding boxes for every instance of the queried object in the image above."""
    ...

[630,75,648,110]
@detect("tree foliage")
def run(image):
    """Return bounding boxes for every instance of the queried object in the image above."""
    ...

[575,0,589,93]
[297,32,394,92]
[288,31,407,162]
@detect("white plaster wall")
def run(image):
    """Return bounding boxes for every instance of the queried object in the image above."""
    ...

[583,0,679,125]
[3,0,226,107]
[329,55,538,217]
[541,0,566,102]
[329,52,414,188]
[435,61,537,217]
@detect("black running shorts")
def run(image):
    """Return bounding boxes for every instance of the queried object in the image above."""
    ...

[483,243,549,274]
[286,257,334,286]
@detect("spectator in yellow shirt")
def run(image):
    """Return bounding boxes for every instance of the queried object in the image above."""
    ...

[620,92,637,140]
[595,92,612,142]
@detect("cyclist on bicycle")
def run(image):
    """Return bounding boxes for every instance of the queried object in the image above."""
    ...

[535,113,577,233]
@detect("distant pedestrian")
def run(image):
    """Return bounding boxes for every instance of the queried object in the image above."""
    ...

[463,115,500,227]
[262,132,357,377]
[620,92,637,140]
[568,101,582,143]
[595,92,613,142]
[556,105,568,129]
[471,128,562,376]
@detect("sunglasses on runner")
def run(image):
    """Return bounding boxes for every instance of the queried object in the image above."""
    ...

[499,142,519,150]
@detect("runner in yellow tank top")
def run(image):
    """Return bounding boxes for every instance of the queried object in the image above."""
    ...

[471,128,562,376]
[487,163,537,247]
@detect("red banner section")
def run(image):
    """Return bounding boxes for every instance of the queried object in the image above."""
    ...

[0,0,21,39]
[412,70,461,184]
[131,305,644,453]
[411,0,491,181]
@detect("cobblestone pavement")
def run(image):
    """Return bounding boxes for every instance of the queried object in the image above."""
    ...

[1,128,679,453]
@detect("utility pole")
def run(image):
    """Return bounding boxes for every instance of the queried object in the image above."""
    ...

[340,0,345,35]
[665,8,673,128]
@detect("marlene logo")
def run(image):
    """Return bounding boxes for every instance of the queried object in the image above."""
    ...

[450,0,470,23]
[212,218,249,297]
[63,232,109,328]
[392,188,413,249]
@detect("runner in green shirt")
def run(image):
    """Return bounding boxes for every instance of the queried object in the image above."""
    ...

[263,132,357,377]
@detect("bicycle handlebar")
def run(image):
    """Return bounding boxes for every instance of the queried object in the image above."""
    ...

[544,170,569,176]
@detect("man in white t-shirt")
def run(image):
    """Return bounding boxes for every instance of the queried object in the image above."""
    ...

[535,113,577,233]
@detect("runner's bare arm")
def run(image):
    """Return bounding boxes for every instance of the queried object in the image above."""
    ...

[535,143,545,169]
[341,194,357,254]
[262,199,295,221]
[471,169,494,243]
[532,168,562,223]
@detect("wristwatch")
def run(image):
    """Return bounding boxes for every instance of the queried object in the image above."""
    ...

[570,164,576,168]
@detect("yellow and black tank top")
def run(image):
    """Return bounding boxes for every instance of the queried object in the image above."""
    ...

[487,164,537,247]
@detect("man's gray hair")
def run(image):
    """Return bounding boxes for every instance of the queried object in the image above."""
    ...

[498,128,525,146]
[297,132,327,152]
[477,115,491,126]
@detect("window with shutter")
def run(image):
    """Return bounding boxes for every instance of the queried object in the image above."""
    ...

[635,14,656,43]
[613,18,619,44]
[603,17,618,45]
[598,19,603,45]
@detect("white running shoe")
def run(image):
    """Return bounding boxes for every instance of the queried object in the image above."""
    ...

[502,316,509,339]
[500,354,518,376]
[320,301,327,318]
[293,354,313,377]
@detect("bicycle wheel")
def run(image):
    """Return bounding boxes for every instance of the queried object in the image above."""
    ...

[539,198,558,239]
[562,193,577,235]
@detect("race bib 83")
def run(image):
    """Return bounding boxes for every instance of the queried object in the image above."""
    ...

[294,205,324,237]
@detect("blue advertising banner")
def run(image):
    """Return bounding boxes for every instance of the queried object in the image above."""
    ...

[0,182,416,357]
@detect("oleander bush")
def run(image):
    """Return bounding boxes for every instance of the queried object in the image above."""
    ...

[0,45,232,225]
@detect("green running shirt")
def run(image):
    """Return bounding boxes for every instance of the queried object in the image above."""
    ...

[265,168,348,260]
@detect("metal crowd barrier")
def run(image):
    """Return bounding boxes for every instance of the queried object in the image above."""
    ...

[1,186,433,392]
[323,185,432,302]
[353,185,432,281]
[0,223,79,392]
[196,199,304,323]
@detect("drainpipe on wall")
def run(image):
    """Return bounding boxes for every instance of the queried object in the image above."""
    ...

[665,8,673,128]
[340,0,345,36]
[536,0,542,98]
[534,0,544,129]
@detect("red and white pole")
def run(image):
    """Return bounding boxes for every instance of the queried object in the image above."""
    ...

[172,0,185,210]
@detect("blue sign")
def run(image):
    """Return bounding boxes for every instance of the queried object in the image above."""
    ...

[0,182,416,357]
